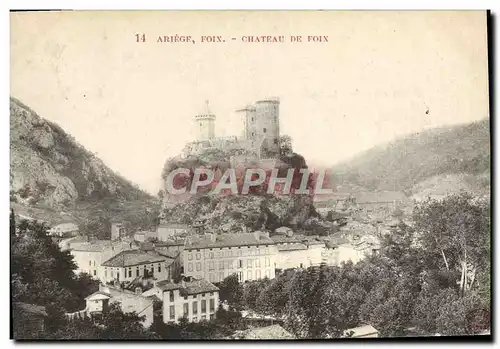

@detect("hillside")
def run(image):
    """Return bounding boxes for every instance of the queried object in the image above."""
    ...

[331,119,490,196]
[10,97,158,235]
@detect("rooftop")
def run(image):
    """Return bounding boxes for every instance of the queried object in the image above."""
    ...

[277,243,308,252]
[158,223,190,229]
[102,250,167,267]
[344,324,379,338]
[70,239,134,253]
[185,232,274,250]
[155,278,219,296]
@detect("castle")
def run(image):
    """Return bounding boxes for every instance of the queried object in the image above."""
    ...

[182,97,281,160]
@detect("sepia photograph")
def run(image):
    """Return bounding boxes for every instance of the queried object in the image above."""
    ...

[9,10,491,340]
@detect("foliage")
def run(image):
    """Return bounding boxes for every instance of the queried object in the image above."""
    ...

[217,274,244,310]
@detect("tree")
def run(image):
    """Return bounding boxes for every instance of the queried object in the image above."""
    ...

[279,135,293,156]
[414,193,490,297]
[98,302,159,339]
[218,274,244,310]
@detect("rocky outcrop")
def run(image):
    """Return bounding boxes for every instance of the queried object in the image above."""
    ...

[10,97,151,208]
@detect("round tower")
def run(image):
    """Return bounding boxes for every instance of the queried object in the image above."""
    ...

[254,97,280,156]
[194,100,216,141]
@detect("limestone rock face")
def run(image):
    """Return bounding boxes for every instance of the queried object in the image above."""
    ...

[10,97,149,208]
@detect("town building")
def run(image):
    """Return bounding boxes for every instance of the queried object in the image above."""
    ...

[100,249,176,284]
[80,284,156,328]
[47,222,79,237]
[271,234,326,270]
[142,277,219,324]
[183,232,277,283]
[111,222,124,241]
[324,235,381,266]
[133,230,158,242]
[352,191,407,214]
[157,223,190,241]
[70,239,137,278]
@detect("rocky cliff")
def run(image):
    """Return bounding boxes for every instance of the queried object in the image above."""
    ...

[160,146,333,234]
[10,97,151,207]
[10,97,158,234]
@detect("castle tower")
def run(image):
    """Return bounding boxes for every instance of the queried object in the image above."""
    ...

[254,97,280,156]
[235,104,257,141]
[194,100,216,142]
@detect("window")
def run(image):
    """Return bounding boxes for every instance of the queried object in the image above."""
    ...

[209,252,214,259]
[93,261,96,266]
[209,299,215,312]
[193,301,198,315]
[128,268,132,278]
[201,300,207,313]
[228,260,233,269]
[196,253,201,260]
[169,292,174,302]
[263,128,267,133]
[89,260,91,266]
[188,253,193,260]
[183,303,189,316]
[170,305,175,320]
[251,117,254,122]
[247,270,252,280]
[247,259,253,268]
[93,270,96,276]
[188,263,193,272]
[238,260,243,269]
[136,267,139,277]
[238,249,242,257]
[219,271,224,281]
[210,314,214,320]
[196,262,201,271]
[209,261,215,270]
[255,258,260,267]
[158,264,161,273]
[256,270,261,279]
[265,258,270,267]
[219,261,224,270]
[238,271,243,282]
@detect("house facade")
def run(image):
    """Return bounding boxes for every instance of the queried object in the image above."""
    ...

[70,240,136,279]
[84,284,155,328]
[183,232,277,283]
[142,277,219,324]
[100,249,174,284]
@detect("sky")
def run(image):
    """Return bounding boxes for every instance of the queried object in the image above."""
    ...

[10,11,489,194]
